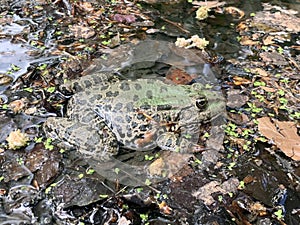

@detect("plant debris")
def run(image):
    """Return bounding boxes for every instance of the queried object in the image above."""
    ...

[257,117,300,161]
[6,129,29,150]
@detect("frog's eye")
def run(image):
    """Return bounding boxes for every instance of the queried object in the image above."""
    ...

[195,98,207,110]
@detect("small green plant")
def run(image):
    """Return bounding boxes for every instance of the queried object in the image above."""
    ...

[37,64,47,71]
[34,137,43,143]
[44,138,54,150]
[238,180,245,189]
[11,64,21,71]
[86,168,95,175]
[277,47,284,54]
[45,183,57,194]
[101,40,111,46]
[16,157,24,165]
[245,102,263,115]
[228,162,236,170]
[140,213,149,223]
[253,80,266,87]
[225,123,239,137]
[274,208,284,219]
[145,179,152,186]
[114,167,120,174]
[24,87,33,92]
[99,194,109,198]
[46,86,56,93]
[2,104,8,109]
[136,187,143,193]
[144,154,154,161]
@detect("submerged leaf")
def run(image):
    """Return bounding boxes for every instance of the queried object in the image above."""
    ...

[257,117,300,160]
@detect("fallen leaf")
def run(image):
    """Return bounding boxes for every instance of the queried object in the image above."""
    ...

[257,117,300,160]
[159,201,172,214]
[192,1,226,8]
[259,52,288,66]
[239,37,259,46]
[148,152,192,178]
[263,35,274,45]
[224,7,245,19]
[233,76,252,85]
[260,86,276,92]
[226,89,249,108]
[166,68,196,85]
[69,25,95,39]
[192,178,239,205]
[9,98,27,113]
[249,68,269,77]
[117,216,131,225]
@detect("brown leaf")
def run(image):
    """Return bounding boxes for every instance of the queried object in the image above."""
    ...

[257,117,300,160]
[249,68,269,77]
[260,86,276,92]
[224,7,245,20]
[239,37,259,46]
[9,98,27,113]
[166,68,196,85]
[263,35,274,45]
[233,76,251,85]
[226,89,249,108]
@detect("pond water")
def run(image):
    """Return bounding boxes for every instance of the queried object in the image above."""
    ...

[0,0,299,224]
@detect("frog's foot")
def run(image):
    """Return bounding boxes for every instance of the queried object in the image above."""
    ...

[156,132,205,153]
[43,117,119,160]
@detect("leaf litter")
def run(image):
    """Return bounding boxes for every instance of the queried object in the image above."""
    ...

[0,1,300,224]
[258,117,300,161]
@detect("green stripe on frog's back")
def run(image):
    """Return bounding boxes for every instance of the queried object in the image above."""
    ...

[130,79,201,109]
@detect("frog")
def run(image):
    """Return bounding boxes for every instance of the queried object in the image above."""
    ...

[43,72,225,161]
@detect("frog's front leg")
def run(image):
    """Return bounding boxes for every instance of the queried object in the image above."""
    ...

[43,117,119,160]
[156,132,205,153]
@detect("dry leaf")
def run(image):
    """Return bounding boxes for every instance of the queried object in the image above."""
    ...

[239,37,259,46]
[257,117,300,160]
[69,25,95,39]
[226,89,249,108]
[249,68,269,77]
[9,98,27,113]
[192,1,226,8]
[117,216,131,225]
[159,201,172,215]
[233,76,251,85]
[260,86,276,92]
[263,35,274,45]
[224,7,245,19]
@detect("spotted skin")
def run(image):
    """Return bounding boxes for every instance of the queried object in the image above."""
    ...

[43,72,225,160]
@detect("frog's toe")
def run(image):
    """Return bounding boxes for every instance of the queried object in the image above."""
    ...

[156,132,204,153]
